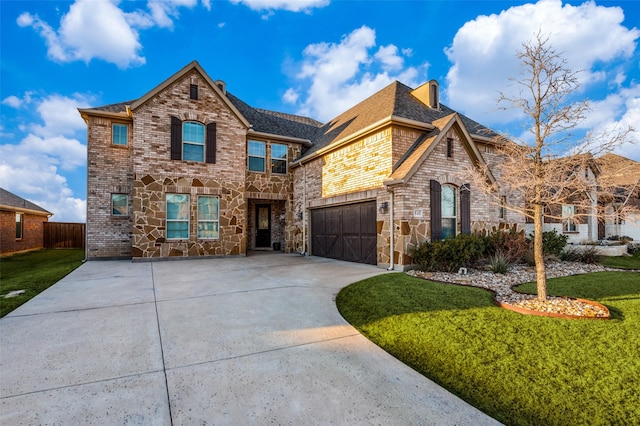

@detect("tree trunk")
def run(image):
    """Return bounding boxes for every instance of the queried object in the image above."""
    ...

[533,204,547,301]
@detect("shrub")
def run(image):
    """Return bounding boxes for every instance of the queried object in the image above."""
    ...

[487,228,530,263]
[528,229,568,257]
[560,246,601,264]
[412,233,489,272]
[488,251,511,274]
[578,245,601,264]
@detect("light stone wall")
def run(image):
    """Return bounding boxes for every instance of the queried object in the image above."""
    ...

[321,127,393,197]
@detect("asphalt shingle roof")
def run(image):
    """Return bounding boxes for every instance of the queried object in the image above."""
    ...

[0,188,51,215]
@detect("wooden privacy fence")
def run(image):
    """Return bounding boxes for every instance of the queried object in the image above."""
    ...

[44,222,86,249]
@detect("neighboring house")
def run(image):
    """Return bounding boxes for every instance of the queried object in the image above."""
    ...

[524,156,601,244]
[597,153,640,241]
[79,61,523,268]
[0,188,52,255]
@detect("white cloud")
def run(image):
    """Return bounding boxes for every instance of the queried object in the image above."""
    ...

[2,96,22,109]
[17,0,210,69]
[445,0,640,126]
[30,94,91,138]
[289,26,426,121]
[0,93,90,222]
[230,0,329,13]
[282,88,299,104]
[0,144,86,222]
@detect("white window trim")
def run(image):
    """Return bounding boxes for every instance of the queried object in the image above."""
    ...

[15,212,23,240]
[183,121,205,163]
[562,204,577,233]
[442,185,457,238]
[166,194,190,240]
[271,143,288,174]
[197,195,220,240]
[112,123,128,146]
[248,140,266,173]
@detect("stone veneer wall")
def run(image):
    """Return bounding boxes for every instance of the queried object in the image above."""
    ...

[86,115,134,259]
[130,69,249,258]
[132,175,245,258]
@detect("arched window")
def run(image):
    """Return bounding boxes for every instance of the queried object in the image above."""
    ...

[183,122,205,162]
[441,185,457,239]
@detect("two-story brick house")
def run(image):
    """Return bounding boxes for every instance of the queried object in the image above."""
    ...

[80,61,523,268]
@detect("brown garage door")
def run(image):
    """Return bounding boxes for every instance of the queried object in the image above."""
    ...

[311,201,377,265]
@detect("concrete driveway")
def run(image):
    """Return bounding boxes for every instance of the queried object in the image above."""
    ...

[1,253,500,425]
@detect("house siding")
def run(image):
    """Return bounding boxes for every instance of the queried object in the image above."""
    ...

[0,210,49,255]
[130,70,248,259]
[86,115,133,259]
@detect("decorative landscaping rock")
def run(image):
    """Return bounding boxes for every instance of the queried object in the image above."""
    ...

[407,261,624,319]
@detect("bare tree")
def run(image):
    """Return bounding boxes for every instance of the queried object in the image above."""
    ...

[471,31,635,301]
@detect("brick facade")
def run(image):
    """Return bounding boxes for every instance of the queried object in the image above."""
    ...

[0,210,49,255]
[82,62,525,266]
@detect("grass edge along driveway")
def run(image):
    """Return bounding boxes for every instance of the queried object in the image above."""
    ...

[0,249,85,317]
[336,271,640,426]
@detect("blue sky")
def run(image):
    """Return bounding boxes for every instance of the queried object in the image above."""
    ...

[1,0,639,222]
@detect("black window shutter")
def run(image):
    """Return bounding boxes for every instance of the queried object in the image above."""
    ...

[206,122,216,164]
[171,116,182,160]
[430,180,442,241]
[461,183,471,235]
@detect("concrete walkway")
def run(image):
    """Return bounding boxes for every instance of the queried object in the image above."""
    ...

[1,253,500,425]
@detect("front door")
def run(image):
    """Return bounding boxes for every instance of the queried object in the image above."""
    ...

[255,204,271,248]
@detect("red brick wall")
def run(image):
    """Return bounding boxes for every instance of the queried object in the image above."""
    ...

[1,210,48,255]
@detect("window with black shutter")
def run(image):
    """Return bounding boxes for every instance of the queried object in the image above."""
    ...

[430,180,442,241]
[205,122,216,164]
[460,183,471,235]
[171,116,182,160]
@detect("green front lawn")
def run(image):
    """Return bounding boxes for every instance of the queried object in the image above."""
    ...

[0,249,85,317]
[337,272,640,425]
[600,253,640,270]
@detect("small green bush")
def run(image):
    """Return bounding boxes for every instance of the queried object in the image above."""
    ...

[412,233,489,272]
[488,251,511,273]
[528,229,568,257]
[579,245,601,264]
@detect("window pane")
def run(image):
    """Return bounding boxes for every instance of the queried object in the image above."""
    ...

[15,213,23,239]
[183,122,204,143]
[248,156,265,172]
[198,222,219,239]
[198,196,219,221]
[272,159,287,174]
[442,218,456,239]
[112,124,128,145]
[183,143,204,162]
[112,194,128,216]
[272,143,287,160]
[167,194,189,220]
[248,141,265,157]
[442,185,456,217]
[167,221,189,239]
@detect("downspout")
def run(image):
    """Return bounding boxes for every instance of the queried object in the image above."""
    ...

[387,187,395,271]
[301,163,307,255]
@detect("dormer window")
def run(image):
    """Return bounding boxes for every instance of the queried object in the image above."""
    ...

[190,84,198,100]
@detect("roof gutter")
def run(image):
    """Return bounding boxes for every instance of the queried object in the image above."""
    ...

[248,129,312,146]
[0,204,52,217]
[78,108,132,122]
[291,115,435,168]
